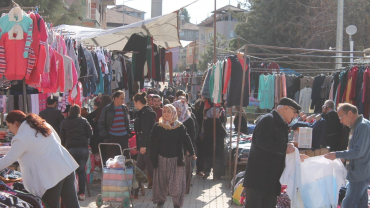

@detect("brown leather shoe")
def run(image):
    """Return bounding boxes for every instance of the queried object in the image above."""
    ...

[196,171,204,177]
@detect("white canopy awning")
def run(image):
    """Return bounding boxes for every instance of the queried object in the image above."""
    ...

[180,40,193,48]
[53,24,104,39]
[78,12,181,50]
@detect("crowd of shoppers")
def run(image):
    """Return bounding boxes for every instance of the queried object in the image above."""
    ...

[0,83,364,208]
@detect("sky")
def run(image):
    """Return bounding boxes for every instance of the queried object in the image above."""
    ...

[114,0,245,24]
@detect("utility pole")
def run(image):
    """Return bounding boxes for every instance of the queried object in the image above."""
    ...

[335,0,344,69]
[213,0,217,181]
[122,2,125,26]
[189,39,196,102]
[228,0,231,44]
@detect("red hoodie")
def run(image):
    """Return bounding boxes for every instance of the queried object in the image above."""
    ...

[0,32,36,80]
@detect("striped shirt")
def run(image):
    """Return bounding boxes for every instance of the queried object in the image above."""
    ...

[109,106,127,136]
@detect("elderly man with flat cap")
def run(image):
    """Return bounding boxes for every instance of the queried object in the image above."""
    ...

[243,97,302,208]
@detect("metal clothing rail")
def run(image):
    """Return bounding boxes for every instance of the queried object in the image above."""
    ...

[249,60,353,64]
[247,53,363,59]
[244,43,370,55]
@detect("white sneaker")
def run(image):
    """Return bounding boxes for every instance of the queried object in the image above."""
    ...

[78,194,85,201]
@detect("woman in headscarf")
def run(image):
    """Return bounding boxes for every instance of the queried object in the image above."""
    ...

[202,105,227,180]
[150,104,196,208]
[173,100,196,194]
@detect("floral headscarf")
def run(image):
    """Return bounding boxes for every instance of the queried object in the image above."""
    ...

[173,100,191,123]
[159,104,179,129]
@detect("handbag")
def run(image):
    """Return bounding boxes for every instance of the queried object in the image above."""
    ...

[125,160,148,183]
[129,134,138,155]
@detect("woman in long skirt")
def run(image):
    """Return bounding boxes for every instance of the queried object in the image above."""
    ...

[173,100,196,194]
[150,104,196,208]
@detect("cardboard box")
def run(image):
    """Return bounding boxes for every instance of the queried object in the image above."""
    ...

[305,150,315,157]
[314,149,321,156]
[298,127,313,149]
[321,147,330,155]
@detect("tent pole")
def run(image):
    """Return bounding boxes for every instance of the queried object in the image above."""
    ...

[189,39,196,101]
[23,78,27,114]
[228,107,233,188]
[212,0,217,181]
[232,46,247,195]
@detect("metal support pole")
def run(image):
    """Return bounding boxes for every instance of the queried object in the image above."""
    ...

[189,39,196,102]
[228,0,231,45]
[228,107,233,188]
[122,2,125,26]
[350,36,354,65]
[232,46,247,194]
[212,0,217,181]
[335,0,344,69]
[22,78,27,114]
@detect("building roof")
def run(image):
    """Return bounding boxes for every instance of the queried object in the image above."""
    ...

[212,5,245,14]
[197,13,225,27]
[181,23,199,31]
[107,8,143,25]
[198,5,246,27]
[109,5,146,13]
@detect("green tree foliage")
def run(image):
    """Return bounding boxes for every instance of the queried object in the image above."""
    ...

[0,0,84,26]
[198,32,228,71]
[182,8,191,23]
[230,0,370,69]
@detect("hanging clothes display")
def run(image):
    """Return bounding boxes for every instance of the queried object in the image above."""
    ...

[122,34,148,81]
[258,74,275,110]
[226,55,249,107]
[299,87,312,113]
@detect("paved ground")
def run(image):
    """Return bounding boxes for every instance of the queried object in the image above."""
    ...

[80,171,241,208]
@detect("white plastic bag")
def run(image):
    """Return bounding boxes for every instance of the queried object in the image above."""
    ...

[281,152,346,208]
[299,156,346,208]
[106,155,125,168]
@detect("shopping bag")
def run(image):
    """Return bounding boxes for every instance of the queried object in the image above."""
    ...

[232,184,243,205]
[129,135,138,155]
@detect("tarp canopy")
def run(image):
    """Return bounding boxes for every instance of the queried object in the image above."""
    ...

[53,24,104,39]
[78,12,181,50]
[180,40,193,48]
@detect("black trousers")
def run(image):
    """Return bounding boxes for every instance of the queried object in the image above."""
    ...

[107,134,130,159]
[196,139,204,172]
[42,172,79,208]
[244,188,277,208]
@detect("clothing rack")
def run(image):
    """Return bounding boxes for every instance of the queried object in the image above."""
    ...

[228,43,370,199]
[242,43,370,55]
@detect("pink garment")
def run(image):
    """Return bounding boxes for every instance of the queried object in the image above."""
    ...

[223,57,232,94]
[38,93,48,111]
[41,46,56,89]
[275,75,280,107]
[42,48,58,93]
[56,35,67,56]
[58,90,69,112]
[37,14,47,44]
[281,74,287,97]
[71,61,78,89]
[52,51,65,92]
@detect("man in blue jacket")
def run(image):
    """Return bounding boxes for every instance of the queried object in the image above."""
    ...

[325,103,370,208]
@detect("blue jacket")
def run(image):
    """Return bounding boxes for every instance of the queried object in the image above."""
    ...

[336,115,370,182]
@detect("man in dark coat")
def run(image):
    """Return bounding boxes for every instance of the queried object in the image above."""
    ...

[243,98,301,208]
[321,100,343,151]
